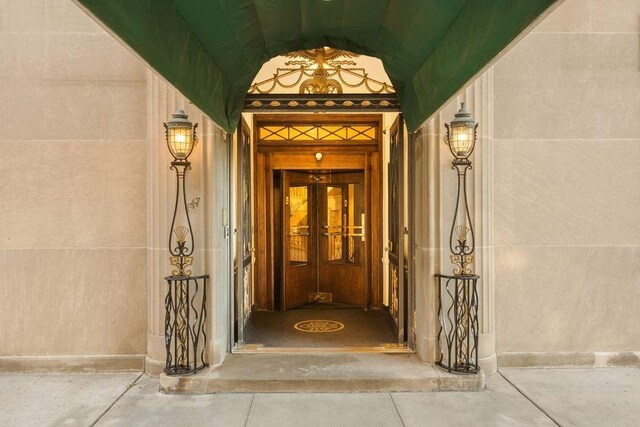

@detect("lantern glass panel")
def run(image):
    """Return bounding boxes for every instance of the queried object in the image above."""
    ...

[449,124,474,158]
[168,126,193,160]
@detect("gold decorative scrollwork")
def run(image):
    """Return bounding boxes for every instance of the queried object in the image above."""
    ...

[170,255,193,276]
[390,265,399,321]
[248,47,394,95]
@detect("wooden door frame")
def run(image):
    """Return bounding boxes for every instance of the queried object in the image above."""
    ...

[234,118,253,344]
[253,113,383,311]
[388,114,406,343]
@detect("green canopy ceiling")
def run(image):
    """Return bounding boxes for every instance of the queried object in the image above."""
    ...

[78,0,555,132]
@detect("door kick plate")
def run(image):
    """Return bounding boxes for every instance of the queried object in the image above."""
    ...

[309,292,333,303]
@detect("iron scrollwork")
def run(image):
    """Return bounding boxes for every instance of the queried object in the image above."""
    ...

[163,113,208,376]
[448,156,476,276]
[436,104,480,375]
[245,48,399,112]
[164,274,208,375]
[248,48,395,95]
[436,274,479,374]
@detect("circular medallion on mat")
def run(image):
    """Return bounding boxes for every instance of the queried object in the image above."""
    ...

[293,320,345,333]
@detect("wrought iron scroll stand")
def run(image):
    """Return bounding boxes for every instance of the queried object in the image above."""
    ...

[436,124,480,375]
[164,125,209,376]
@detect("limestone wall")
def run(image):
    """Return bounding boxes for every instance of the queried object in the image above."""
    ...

[2,0,638,371]
[492,0,640,357]
[0,1,147,363]
[0,0,231,371]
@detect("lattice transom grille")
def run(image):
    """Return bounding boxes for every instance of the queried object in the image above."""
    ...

[259,124,377,142]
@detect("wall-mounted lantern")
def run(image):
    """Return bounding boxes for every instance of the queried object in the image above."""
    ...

[163,109,208,376]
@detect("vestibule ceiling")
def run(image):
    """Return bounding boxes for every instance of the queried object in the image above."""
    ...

[77,0,556,131]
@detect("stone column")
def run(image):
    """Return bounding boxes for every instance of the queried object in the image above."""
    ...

[465,69,497,374]
[145,70,231,375]
[145,71,177,375]
[413,69,496,374]
[198,115,231,368]
[413,113,444,364]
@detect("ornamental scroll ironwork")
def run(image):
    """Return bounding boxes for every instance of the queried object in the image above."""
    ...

[166,133,197,277]
[163,116,208,376]
[244,94,400,112]
[448,157,476,276]
[164,274,208,375]
[248,48,395,95]
[435,105,480,375]
[436,274,479,374]
[258,123,377,143]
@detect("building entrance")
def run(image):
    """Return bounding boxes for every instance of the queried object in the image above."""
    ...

[233,113,410,351]
[282,170,366,310]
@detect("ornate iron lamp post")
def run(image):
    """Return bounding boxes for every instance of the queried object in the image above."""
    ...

[163,109,208,375]
[165,109,198,276]
[436,102,480,374]
[445,103,478,275]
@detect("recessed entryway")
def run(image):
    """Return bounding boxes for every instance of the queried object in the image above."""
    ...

[241,308,397,350]
[233,113,411,352]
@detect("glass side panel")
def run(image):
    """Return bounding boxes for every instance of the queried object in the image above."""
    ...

[289,185,309,265]
[326,186,343,261]
[346,183,364,264]
[389,131,399,255]
[241,131,251,258]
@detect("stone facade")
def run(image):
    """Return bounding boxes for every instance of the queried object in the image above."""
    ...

[0,0,147,369]
[492,0,640,363]
[412,0,640,369]
[0,0,638,372]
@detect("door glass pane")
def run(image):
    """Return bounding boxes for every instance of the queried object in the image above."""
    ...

[241,132,251,258]
[389,132,399,255]
[346,183,364,264]
[289,185,309,265]
[327,186,343,261]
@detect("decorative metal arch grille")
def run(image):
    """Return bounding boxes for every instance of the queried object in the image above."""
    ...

[258,124,377,142]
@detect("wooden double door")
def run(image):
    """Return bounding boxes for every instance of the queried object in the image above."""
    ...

[282,171,366,310]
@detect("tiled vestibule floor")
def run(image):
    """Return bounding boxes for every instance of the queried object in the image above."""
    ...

[1,368,639,426]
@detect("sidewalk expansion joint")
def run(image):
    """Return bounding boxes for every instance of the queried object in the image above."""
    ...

[498,371,562,427]
[90,372,144,426]
[389,393,407,427]
[243,394,256,427]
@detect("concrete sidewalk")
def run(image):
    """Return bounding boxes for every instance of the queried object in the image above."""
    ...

[0,368,638,426]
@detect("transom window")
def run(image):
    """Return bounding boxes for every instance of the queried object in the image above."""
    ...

[258,124,377,142]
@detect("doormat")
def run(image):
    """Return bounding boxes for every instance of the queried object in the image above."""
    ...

[293,320,345,333]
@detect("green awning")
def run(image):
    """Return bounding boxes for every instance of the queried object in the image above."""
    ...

[78,0,556,131]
